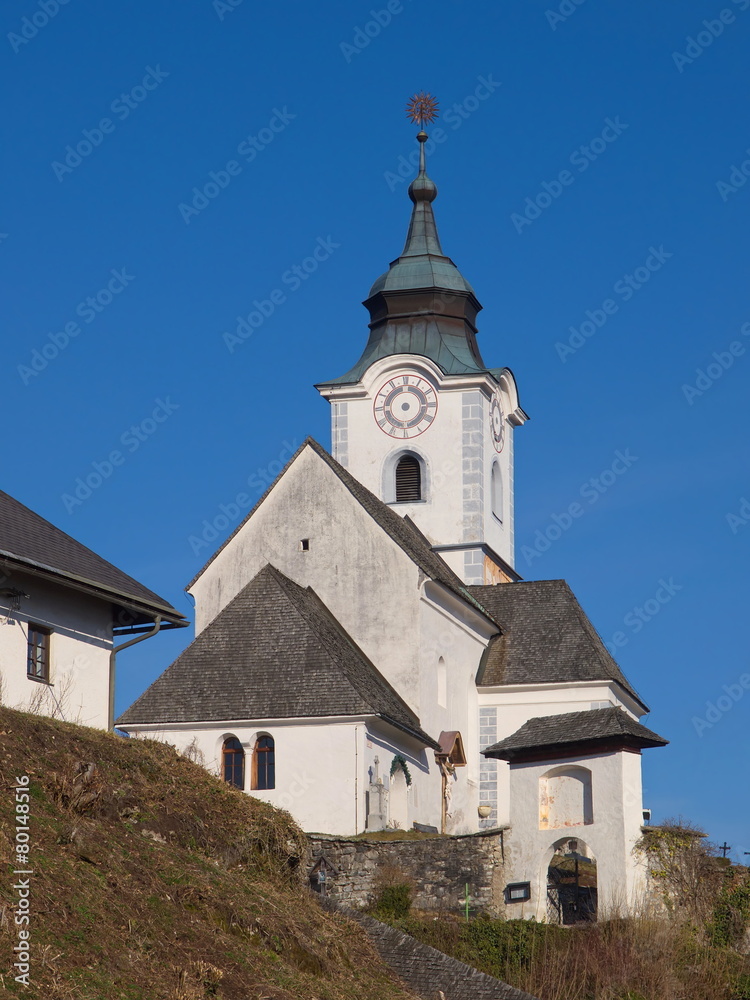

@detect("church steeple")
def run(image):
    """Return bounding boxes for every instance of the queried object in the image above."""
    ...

[318,101,491,387]
[317,96,527,587]
[401,130,442,256]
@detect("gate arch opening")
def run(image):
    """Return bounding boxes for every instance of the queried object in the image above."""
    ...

[546,837,598,924]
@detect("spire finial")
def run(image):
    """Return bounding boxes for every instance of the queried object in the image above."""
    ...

[404,92,439,208]
[405,92,439,176]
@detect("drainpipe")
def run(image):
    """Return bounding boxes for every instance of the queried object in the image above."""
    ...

[108,616,162,731]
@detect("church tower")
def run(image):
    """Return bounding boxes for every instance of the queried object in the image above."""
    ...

[316,100,528,585]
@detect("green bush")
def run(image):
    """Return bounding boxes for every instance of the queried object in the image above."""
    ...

[373,883,412,919]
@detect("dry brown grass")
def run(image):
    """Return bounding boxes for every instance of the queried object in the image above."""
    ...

[0,706,417,1000]
[386,910,750,1000]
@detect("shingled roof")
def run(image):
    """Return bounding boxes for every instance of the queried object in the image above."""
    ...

[469,580,646,709]
[188,438,499,626]
[0,490,185,626]
[118,564,439,747]
[483,707,668,762]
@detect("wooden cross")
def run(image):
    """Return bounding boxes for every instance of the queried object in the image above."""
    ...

[719,842,731,857]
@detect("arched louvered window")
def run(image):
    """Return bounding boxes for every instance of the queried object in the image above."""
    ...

[253,735,275,790]
[395,455,422,502]
[222,737,244,789]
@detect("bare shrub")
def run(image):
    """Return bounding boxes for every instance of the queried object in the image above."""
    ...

[635,818,727,923]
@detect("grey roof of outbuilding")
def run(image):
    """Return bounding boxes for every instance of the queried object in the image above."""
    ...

[0,489,185,624]
[189,438,500,628]
[118,563,440,748]
[483,707,668,761]
[469,580,646,710]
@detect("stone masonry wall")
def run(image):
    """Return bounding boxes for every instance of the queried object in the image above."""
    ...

[307,829,506,914]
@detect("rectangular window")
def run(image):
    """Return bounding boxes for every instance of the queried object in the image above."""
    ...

[27,625,51,682]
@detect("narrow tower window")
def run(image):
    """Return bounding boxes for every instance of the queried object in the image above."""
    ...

[491,461,503,522]
[395,455,422,502]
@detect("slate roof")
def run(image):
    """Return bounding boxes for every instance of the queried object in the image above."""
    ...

[483,707,668,762]
[118,564,439,748]
[469,580,646,709]
[189,438,500,627]
[0,490,185,625]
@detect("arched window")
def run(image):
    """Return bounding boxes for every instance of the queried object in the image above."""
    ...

[491,461,503,522]
[253,735,275,790]
[222,737,244,789]
[395,455,422,502]
[437,656,447,708]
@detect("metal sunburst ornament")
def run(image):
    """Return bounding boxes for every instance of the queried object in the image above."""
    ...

[405,92,439,128]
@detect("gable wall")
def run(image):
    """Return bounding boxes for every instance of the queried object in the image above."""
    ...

[189,447,426,711]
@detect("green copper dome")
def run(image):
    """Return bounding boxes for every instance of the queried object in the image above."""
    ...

[318,130,492,387]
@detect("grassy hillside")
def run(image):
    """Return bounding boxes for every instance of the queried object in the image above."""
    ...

[373,911,750,1000]
[0,707,416,1000]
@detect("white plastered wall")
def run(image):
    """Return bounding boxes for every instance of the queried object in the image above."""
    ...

[501,749,647,921]
[0,571,112,729]
[478,682,644,827]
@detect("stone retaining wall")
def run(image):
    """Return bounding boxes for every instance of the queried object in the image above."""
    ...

[307,829,506,914]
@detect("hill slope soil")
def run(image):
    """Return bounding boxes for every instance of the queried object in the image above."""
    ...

[0,707,417,1000]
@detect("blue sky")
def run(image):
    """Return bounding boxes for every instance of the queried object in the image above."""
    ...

[3,0,749,853]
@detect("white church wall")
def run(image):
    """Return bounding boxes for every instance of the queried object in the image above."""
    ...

[364,718,440,833]
[124,717,365,836]
[190,446,425,712]
[122,715,443,837]
[478,681,643,826]
[417,586,497,834]
[501,750,646,921]
[0,571,112,729]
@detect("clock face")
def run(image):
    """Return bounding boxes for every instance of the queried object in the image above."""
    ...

[373,374,437,438]
[490,390,506,453]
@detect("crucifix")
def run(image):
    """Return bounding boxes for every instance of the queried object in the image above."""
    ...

[719,842,732,858]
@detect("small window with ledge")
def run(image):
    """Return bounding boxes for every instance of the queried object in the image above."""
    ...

[27,625,51,683]
[222,737,245,789]
[252,734,275,790]
[395,455,422,502]
[491,461,503,522]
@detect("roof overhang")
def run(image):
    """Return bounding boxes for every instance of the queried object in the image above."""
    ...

[485,735,666,764]
[0,553,188,631]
